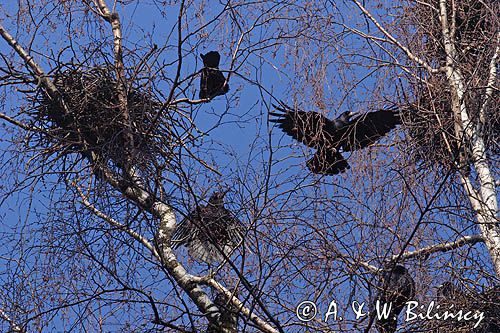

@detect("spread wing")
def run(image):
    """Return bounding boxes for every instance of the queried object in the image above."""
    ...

[188,208,244,263]
[170,209,200,249]
[341,109,400,151]
[270,104,333,148]
[171,204,244,263]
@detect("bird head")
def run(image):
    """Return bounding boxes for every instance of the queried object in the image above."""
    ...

[200,51,221,68]
[436,281,462,299]
[393,265,407,274]
[381,263,408,277]
[436,282,452,295]
[208,190,229,206]
[339,111,356,122]
[329,111,356,130]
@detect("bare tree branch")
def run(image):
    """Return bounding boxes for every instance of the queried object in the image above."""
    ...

[393,235,485,261]
[351,0,441,74]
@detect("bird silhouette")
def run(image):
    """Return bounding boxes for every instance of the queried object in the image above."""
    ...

[199,51,229,100]
[270,103,401,175]
[373,265,415,333]
[171,191,244,263]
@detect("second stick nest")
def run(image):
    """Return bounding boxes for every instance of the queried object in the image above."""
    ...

[400,0,499,172]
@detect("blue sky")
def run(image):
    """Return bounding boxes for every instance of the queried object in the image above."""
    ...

[0,1,497,332]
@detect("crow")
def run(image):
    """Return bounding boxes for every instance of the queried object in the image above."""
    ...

[436,281,466,302]
[171,191,244,263]
[373,265,415,333]
[269,103,401,175]
[199,51,229,100]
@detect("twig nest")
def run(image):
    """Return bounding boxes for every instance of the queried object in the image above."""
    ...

[401,0,499,173]
[35,65,165,172]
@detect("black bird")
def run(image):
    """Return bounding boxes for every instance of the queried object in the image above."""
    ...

[171,191,244,263]
[199,51,229,100]
[436,281,466,302]
[431,282,471,332]
[373,265,415,333]
[269,103,401,175]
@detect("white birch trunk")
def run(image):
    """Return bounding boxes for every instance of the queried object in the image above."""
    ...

[439,0,500,276]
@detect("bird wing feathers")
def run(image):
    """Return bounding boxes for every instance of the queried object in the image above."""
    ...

[270,104,333,148]
[170,210,200,249]
[341,109,400,151]
[171,203,244,263]
[270,104,401,176]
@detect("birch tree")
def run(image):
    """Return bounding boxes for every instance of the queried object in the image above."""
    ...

[0,0,498,332]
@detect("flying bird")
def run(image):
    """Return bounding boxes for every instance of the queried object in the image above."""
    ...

[269,103,401,175]
[199,51,229,100]
[171,191,244,263]
[373,265,415,333]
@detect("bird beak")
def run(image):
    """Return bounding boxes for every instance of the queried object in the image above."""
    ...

[348,111,357,117]
[200,53,205,60]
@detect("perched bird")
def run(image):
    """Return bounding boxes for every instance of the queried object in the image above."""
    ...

[199,51,229,100]
[270,103,401,175]
[171,191,244,263]
[433,283,499,333]
[436,281,466,302]
[373,265,415,333]
[430,281,471,332]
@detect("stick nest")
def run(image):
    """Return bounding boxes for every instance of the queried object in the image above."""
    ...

[417,286,500,332]
[34,65,167,173]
